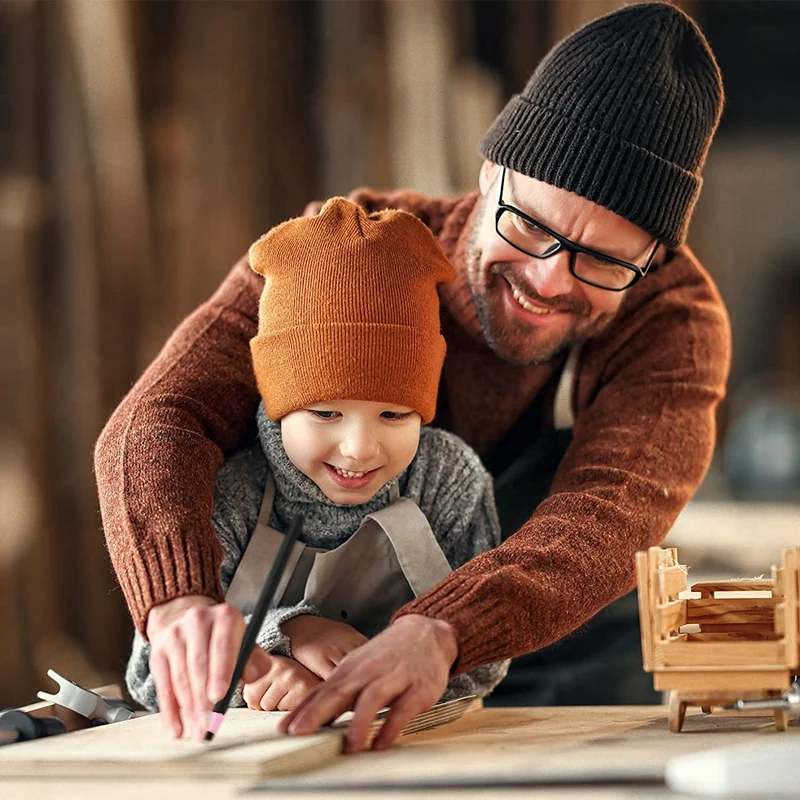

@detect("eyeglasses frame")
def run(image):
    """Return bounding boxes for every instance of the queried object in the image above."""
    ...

[495,166,660,292]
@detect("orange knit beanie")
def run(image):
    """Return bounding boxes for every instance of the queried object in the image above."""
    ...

[248,198,455,423]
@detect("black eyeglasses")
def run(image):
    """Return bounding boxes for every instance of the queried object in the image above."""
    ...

[495,167,659,292]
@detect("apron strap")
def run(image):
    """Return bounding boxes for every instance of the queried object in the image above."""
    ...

[361,498,452,596]
[225,471,305,614]
[553,343,583,431]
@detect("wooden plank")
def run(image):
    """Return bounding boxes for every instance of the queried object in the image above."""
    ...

[654,641,785,668]
[0,697,476,779]
[0,710,340,779]
[654,670,792,693]
[658,566,688,600]
[5,706,793,799]
[685,631,778,642]
[655,599,686,636]
[686,597,778,625]
[773,566,784,597]
[691,579,774,597]
[635,550,655,672]
[782,549,799,667]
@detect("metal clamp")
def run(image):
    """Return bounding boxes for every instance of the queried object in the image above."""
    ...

[37,670,134,724]
[729,681,800,721]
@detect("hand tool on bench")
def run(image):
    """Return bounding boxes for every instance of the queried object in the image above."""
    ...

[37,670,134,724]
[0,709,66,746]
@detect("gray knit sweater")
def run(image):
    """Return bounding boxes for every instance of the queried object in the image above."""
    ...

[127,404,509,709]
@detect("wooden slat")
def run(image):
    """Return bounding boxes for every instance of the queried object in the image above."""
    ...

[635,550,655,672]
[782,549,799,667]
[657,566,688,601]
[773,566,784,597]
[685,631,779,642]
[654,641,786,668]
[686,597,778,625]
[654,670,792,693]
[692,623,775,633]
[655,600,686,637]
[691,579,774,598]
[775,604,785,635]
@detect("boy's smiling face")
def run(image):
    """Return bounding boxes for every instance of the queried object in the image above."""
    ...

[280,399,422,505]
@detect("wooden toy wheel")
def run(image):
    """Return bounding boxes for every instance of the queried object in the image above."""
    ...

[668,692,687,733]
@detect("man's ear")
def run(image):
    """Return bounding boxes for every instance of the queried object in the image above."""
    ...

[478,160,500,196]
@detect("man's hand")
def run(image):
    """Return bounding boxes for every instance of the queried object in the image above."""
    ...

[278,614,458,752]
[242,654,323,711]
[282,615,368,679]
[145,595,272,740]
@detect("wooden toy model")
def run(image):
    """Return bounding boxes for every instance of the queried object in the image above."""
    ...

[636,546,800,732]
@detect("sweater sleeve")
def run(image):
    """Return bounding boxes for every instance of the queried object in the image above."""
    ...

[95,256,262,635]
[394,263,732,675]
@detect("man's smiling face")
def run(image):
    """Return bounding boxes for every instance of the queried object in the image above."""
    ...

[466,162,659,366]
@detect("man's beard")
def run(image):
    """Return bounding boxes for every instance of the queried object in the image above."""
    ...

[464,196,617,366]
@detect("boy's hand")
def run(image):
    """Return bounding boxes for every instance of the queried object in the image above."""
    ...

[242,654,323,711]
[145,595,272,740]
[282,616,368,679]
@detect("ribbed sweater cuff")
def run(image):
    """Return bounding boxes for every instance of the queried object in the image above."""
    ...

[118,534,224,636]
[392,577,513,675]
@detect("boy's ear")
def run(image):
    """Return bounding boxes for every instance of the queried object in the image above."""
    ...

[479,160,500,197]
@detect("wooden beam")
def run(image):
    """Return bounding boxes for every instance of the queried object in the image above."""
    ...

[654,641,786,669]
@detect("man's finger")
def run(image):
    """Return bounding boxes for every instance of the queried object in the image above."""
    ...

[371,688,424,751]
[207,604,245,702]
[164,632,193,737]
[150,648,181,738]
[182,607,213,738]
[285,682,359,736]
[344,680,405,753]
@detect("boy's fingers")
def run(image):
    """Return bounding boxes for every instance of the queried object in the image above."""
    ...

[150,649,181,738]
[241,646,273,684]
[207,604,245,702]
[278,685,312,712]
[295,651,335,680]
[278,683,324,733]
[260,681,289,712]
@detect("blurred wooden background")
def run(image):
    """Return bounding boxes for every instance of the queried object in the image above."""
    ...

[1,0,799,708]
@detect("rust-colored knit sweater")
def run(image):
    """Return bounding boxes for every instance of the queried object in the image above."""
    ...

[95,189,731,675]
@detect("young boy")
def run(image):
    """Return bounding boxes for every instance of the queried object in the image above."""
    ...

[126,198,508,713]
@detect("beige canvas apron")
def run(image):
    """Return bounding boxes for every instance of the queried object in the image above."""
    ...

[225,479,453,638]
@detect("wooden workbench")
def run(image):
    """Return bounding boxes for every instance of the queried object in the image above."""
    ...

[1,705,796,799]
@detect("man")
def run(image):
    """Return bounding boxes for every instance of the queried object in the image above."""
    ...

[96,2,730,752]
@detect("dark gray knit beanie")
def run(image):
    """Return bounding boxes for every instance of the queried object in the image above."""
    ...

[480,2,724,246]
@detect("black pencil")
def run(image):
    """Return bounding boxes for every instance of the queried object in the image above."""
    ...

[204,513,304,741]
